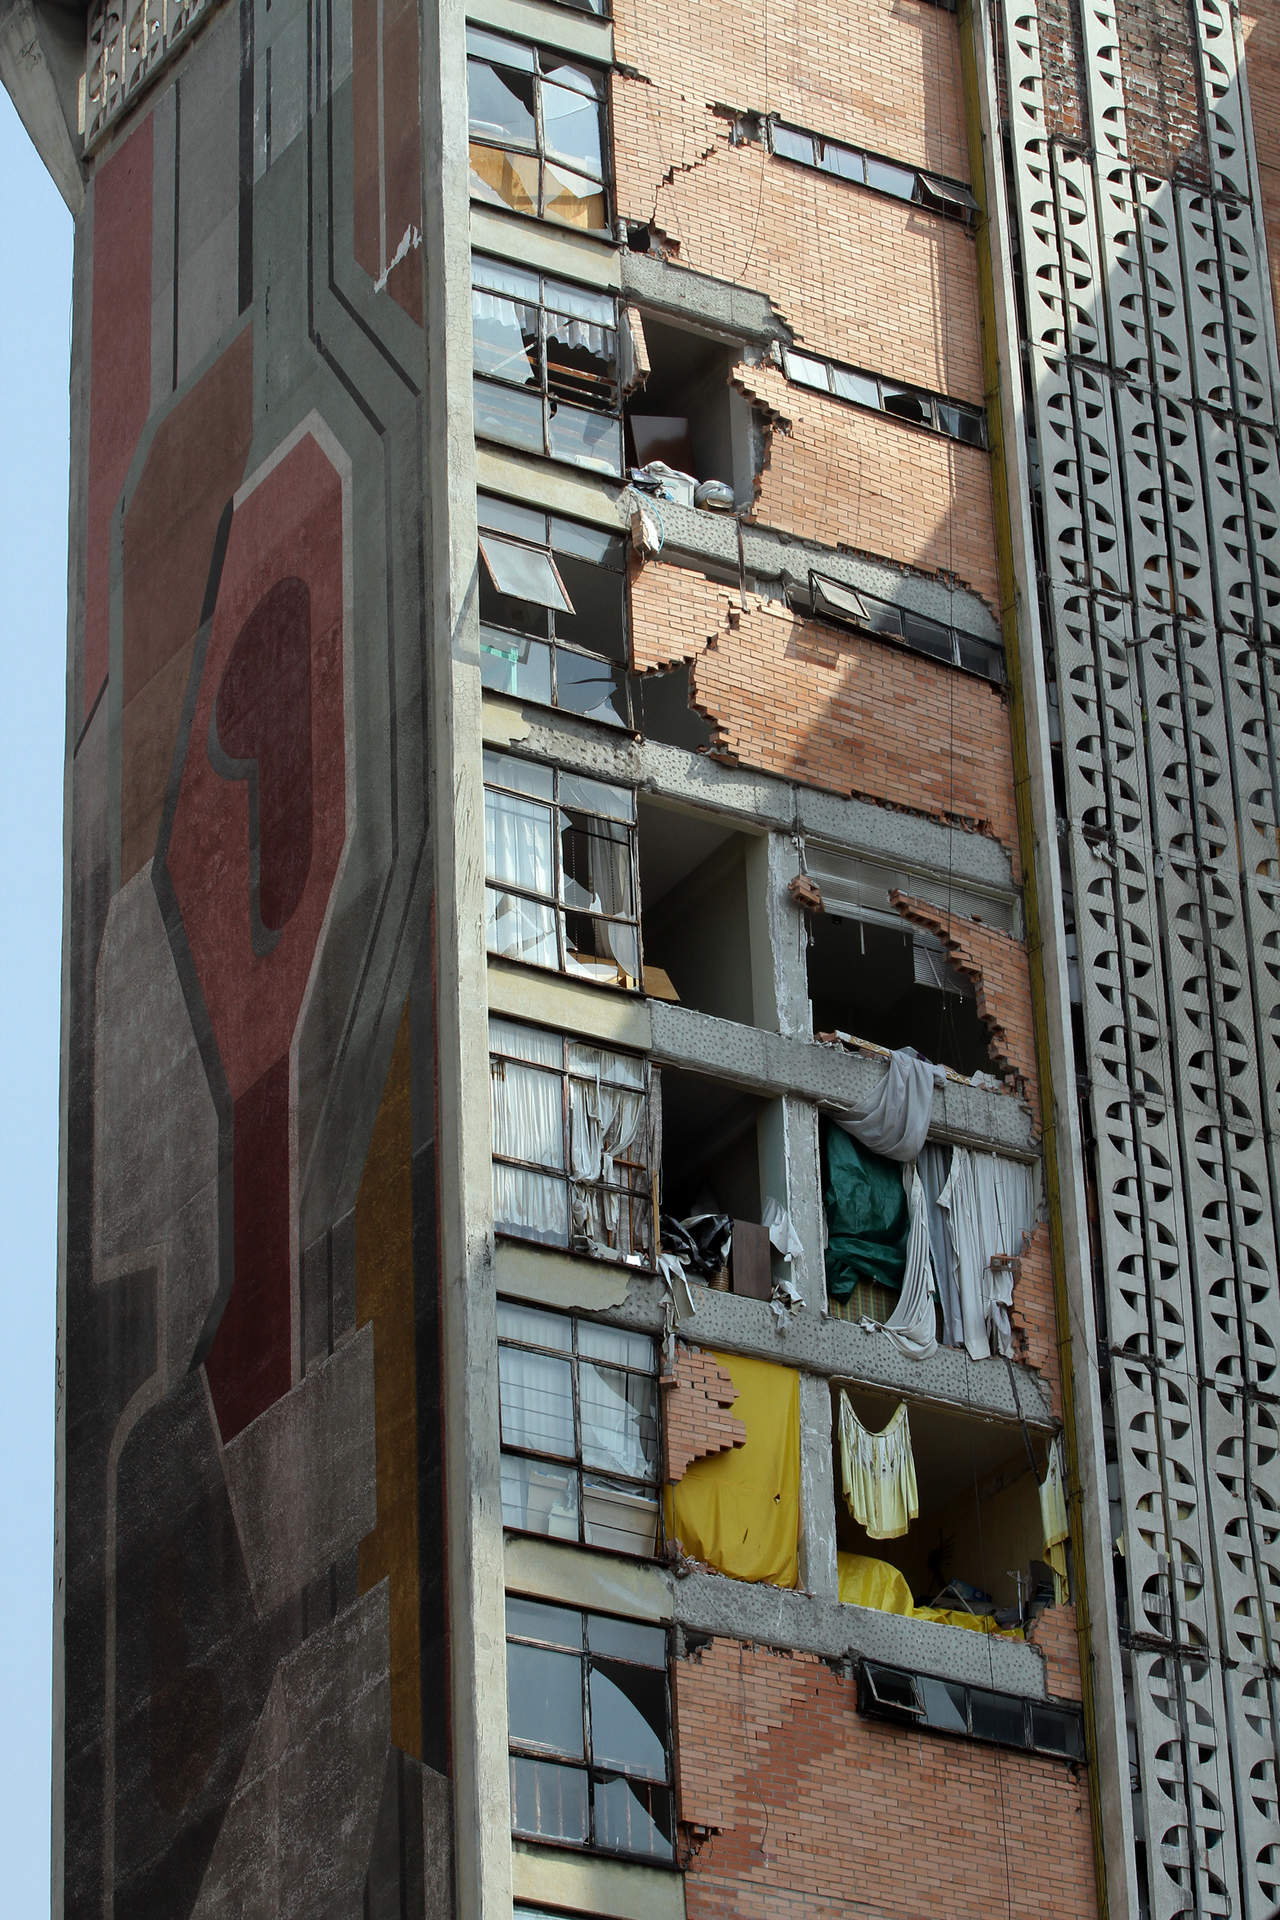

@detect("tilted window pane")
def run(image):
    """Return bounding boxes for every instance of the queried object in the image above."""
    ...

[508,1641,586,1758]
[511,1756,589,1843]
[480,535,573,612]
[501,1453,580,1539]
[499,1343,576,1455]
[920,1676,969,1734]
[589,1659,668,1781]
[591,1773,674,1858]
[480,566,551,638]
[487,889,559,968]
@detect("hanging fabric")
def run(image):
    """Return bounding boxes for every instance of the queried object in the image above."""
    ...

[881,1165,939,1359]
[918,1142,959,1344]
[566,1043,647,1256]
[935,1147,1036,1359]
[821,1122,908,1300]
[832,1047,946,1163]
[665,1352,800,1587]
[838,1393,919,1540]
[1040,1436,1070,1604]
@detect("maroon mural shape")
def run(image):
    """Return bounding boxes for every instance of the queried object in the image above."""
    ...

[214,576,315,933]
[167,434,347,1443]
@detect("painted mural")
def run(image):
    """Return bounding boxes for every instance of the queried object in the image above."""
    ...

[64,0,449,1910]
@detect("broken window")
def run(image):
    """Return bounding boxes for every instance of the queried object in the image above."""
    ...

[625,313,756,500]
[506,1595,675,1859]
[477,492,631,725]
[782,346,987,449]
[497,1301,661,1556]
[659,1068,788,1297]
[472,256,623,475]
[484,751,640,987]
[798,572,1005,684]
[768,119,978,225]
[489,1018,654,1262]
[834,1384,1057,1633]
[859,1662,1083,1757]
[637,801,762,1021]
[467,28,609,234]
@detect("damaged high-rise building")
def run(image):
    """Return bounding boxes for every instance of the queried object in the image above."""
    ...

[4,0,1279,1909]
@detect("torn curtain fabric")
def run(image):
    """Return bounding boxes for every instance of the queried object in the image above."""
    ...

[838,1393,919,1540]
[935,1147,1036,1360]
[665,1352,800,1587]
[822,1122,908,1300]
[832,1046,946,1163]
[881,1165,940,1359]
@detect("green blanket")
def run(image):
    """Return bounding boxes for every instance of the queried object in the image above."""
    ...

[822,1120,908,1299]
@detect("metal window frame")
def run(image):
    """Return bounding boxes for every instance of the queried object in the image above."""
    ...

[489,1025,656,1263]
[767,116,977,225]
[780,347,988,450]
[471,258,623,472]
[475,502,634,726]
[506,1597,675,1860]
[799,571,1005,685]
[496,1303,662,1555]
[466,28,612,232]
[858,1659,1085,1761]
[484,754,643,988]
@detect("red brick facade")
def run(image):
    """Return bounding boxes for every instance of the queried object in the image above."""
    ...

[663,1343,747,1482]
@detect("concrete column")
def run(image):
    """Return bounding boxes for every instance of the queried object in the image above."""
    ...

[798,1371,838,1600]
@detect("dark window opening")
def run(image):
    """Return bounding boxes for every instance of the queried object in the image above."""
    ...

[834,1382,1053,1625]
[807,911,992,1076]
[632,663,716,751]
[658,1068,784,1297]
[638,801,758,1022]
[625,314,756,503]
[468,28,609,235]
[797,572,1005,684]
[859,1661,1084,1760]
[506,1596,675,1860]
[477,492,631,725]
[497,1301,660,1557]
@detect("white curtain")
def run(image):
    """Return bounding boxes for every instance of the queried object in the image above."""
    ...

[936,1147,1036,1360]
[499,1345,575,1457]
[490,1025,569,1242]
[487,788,553,894]
[566,1046,648,1254]
[579,1362,656,1480]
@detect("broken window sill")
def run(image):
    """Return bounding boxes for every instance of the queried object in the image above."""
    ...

[813,1028,1013,1097]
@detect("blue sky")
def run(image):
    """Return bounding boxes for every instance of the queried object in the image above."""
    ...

[0,91,73,1911]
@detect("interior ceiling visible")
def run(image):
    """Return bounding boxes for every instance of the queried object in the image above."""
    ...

[834,1382,1042,1503]
[638,800,737,908]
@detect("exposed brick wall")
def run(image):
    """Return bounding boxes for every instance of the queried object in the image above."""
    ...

[624,136,985,404]
[674,1638,1099,1920]
[1035,0,1089,144]
[1007,1219,1062,1417]
[890,893,1037,1105]
[629,563,1019,859]
[612,0,969,186]
[1114,0,1209,183]
[732,360,1000,612]
[664,1343,747,1481]
[1026,1601,1083,1701]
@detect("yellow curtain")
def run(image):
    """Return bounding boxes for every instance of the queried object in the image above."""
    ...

[837,1552,1024,1639]
[665,1352,800,1588]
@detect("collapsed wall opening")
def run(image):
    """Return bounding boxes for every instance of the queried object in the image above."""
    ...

[658,1066,786,1296]
[625,311,757,504]
[833,1383,1056,1631]
[638,799,768,1024]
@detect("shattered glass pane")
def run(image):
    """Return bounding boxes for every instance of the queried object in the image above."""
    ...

[542,163,607,233]
[486,888,558,969]
[564,915,639,986]
[559,772,635,822]
[466,26,536,69]
[592,1773,674,1858]
[467,58,536,146]
[554,646,630,724]
[548,402,623,477]
[469,143,539,218]
[588,1659,668,1780]
[471,294,538,382]
[542,79,604,173]
[881,385,931,426]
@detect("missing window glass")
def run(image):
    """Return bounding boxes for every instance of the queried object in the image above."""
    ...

[862,1663,924,1718]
